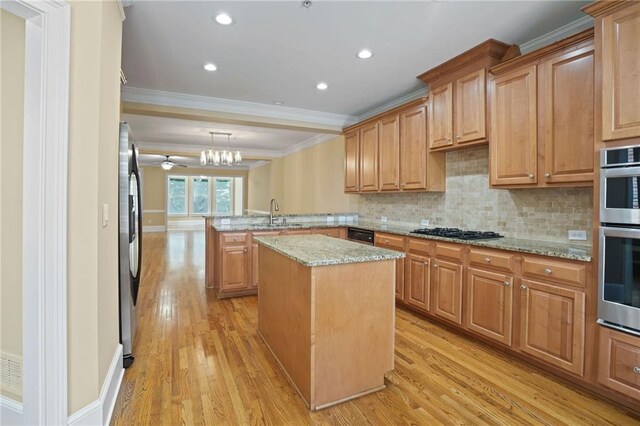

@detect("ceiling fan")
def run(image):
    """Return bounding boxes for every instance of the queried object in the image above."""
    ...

[159,155,188,171]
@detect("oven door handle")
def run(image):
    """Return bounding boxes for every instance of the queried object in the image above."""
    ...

[601,166,640,178]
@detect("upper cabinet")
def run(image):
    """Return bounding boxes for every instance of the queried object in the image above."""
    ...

[418,39,514,152]
[343,99,445,194]
[585,1,640,142]
[489,29,595,188]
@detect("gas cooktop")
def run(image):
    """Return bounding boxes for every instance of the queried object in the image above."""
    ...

[410,227,504,240]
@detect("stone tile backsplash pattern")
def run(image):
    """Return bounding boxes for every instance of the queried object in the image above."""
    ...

[359,147,593,243]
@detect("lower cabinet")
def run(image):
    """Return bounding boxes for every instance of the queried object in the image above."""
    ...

[432,259,463,325]
[519,279,586,376]
[466,268,513,346]
[221,245,250,292]
[597,326,640,402]
[405,253,431,312]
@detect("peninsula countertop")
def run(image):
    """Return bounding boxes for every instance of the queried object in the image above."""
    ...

[253,234,405,267]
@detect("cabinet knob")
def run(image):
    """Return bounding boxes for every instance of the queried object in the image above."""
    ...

[520,285,527,290]
[484,257,491,263]
[634,366,640,374]
[243,248,248,253]
[434,264,439,269]
[544,173,551,178]
[233,237,237,241]
[456,136,461,140]
[385,240,389,243]
[504,281,511,286]
[544,268,552,275]
[400,183,405,187]
[447,138,452,142]
[528,174,535,179]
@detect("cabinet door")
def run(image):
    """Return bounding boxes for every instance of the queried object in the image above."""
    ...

[428,83,454,149]
[490,65,538,186]
[466,268,513,346]
[400,105,428,190]
[455,69,487,144]
[432,259,463,325]
[283,229,312,236]
[598,326,640,402]
[406,253,430,312]
[344,131,360,192]
[378,114,400,191]
[376,242,405,302]
[221,245,249,292]
[602,3,640,141]
[542,47,595,184]
[359,122,379,192]
[251,241,259,289]
[520,279,585,376]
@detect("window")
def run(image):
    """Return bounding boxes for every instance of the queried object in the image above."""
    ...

[167,176,187,215]
[214,178,232,214]
[191,177,211,215]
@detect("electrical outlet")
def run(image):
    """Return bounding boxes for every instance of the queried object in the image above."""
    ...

[338,215,346,222]
[568,230,587,241]
[221,218,231,225]
[380,216,388,223]
[421,219,430,227]
[327,216,335,223]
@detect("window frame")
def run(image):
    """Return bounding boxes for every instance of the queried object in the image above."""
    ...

[190,176,212,216]
[166,175,189,217]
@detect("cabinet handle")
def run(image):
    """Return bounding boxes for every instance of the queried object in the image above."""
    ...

[544,173,550,178]
[528,174,535,179]
[484,257,491,263]
[520,285,527,290]
[544,268,552,275]
[634,367,640,374]
[504,281,511,286]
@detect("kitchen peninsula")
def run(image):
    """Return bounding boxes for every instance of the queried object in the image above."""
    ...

[255,235,404,410]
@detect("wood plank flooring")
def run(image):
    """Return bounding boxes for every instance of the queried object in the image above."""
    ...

[111,231,640,425]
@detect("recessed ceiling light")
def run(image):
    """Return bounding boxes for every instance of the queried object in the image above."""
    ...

[357,49,373,59]
[215,13,233,25]
[204,63,217,72]
[273,101,284,105]
[316,82,328,90]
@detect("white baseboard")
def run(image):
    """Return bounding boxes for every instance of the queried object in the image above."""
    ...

[0,396,23,425]
[67,344,123,426]
[142,225,166,233]
[167,219,205,230]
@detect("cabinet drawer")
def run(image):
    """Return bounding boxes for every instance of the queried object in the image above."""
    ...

[221,233,248,244]
[376,233,405,250]
[522,256,587,287]
[469,248,514,272]
[435,242,464,262]
[598,327,640,402]
[313,228,343,238]
[408,238,432,255]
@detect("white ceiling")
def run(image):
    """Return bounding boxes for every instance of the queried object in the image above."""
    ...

[122,0,590,116]
[124,113,332,158]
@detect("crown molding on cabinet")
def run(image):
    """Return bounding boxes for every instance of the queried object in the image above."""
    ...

[582,0,631,17]
[121,87,359,129]
[357,87,429,122]
[519,15,594,54]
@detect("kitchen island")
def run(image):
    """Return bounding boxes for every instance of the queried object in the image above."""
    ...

[254,235,404,410]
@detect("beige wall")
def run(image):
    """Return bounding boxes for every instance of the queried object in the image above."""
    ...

[0,9,25,402]
[67,0,122,413]
[248,136,359,214]
[141,166,249,226]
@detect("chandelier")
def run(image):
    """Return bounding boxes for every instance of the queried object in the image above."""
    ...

[200,131,242,166]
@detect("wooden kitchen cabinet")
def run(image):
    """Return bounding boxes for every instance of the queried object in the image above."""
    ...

[455,69,487,144]
[221,245,250,293]
[599,2,640,141]
[405,253,431,312]
[312,228,345,239]
[344,131,360,192]
[432,259,463,325]
[519,278,586,376]
[490,65,538,186]
[400,104,430,190]
[359,122,379,192]
[428,83,453,149]
[375,233,406,302]
[466,268,513,346]
[597,326,640,402]
[250,231,280,289]
[378,114,400,191]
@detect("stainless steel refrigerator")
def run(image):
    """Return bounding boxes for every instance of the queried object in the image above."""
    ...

[119,122,142,368]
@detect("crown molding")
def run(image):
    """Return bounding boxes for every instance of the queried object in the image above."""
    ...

[357,87,429,122]
[134,141,282,159]
[248,160,270,170]
[519,15,594,54]
[281,133,337,157]
[121,86,358,129]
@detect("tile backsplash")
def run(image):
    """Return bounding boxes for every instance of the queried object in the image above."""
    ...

[359,147,593,243]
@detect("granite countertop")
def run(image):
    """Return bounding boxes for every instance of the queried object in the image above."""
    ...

[254,235,405,267]
[213,220,592,262]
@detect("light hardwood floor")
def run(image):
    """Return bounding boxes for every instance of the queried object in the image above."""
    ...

[111,231,640,425]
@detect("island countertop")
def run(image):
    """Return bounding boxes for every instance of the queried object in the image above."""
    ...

[254,234,405,267]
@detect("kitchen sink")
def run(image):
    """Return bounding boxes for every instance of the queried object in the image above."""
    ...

[267,222,303,227]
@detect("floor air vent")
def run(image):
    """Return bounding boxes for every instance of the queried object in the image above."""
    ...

[0,353,23,398]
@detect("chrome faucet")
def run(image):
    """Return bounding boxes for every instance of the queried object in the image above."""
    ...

[269,198,280,225]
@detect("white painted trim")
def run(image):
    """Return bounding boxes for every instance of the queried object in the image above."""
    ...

[248,160,269,170]
[142,209,166,214]
[357,87,428,121]
[143,225,166,233]
[167,219,205,230]
[281,133,337,157]
[134,141,282,159]
[121,86,359,129]
[2,0,71,424]
[115,0,125,21]
[67,344,123,426]
[0,396,23,425]
[519,16,594,54]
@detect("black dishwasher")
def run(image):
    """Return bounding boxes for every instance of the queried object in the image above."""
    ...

[347,227,374,245]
